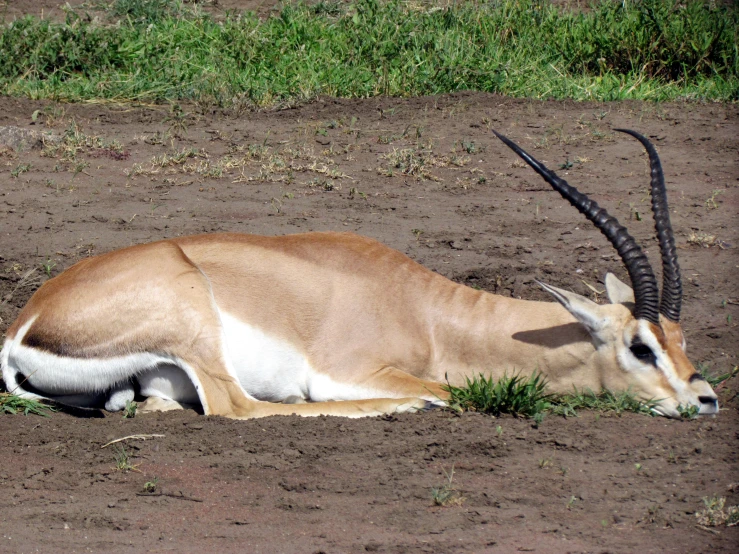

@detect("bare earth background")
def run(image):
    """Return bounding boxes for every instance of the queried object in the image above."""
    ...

[1,3,738,554]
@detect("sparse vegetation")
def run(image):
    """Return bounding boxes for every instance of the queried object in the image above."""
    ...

[431,464,464,507]
[122,400,137,419]
[10,163,31,178]
[695,496,739,527]
[699,364,739,388]
[0,0,735,106]
[142,477,159,493]
[112,445,140,472]
[687,231,724,249]
[0,393,53,416]
[548,389,658,418]
[40,259,56,277]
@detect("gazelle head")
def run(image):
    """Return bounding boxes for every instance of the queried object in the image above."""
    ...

[495,129,718,417]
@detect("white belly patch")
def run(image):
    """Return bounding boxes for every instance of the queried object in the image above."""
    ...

[218,310,388,403]
[219,310,312,402]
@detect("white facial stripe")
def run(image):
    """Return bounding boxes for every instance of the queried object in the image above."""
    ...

[636,320,691,403]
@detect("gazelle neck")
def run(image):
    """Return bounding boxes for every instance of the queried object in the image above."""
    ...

[427,284,608,393]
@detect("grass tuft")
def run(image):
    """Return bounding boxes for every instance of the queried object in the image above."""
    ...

[430,464,464,507]
[548,389,658,418]
[112,445,141,472]
[444,372,552,422]
[0,393,54,417]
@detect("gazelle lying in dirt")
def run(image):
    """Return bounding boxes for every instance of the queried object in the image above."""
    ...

[1,130,718,419]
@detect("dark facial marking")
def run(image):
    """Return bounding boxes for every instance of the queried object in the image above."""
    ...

[689,373,706,383]
[629,338,657,366]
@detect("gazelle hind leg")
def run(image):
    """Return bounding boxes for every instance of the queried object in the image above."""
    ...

[241,395,434,419]
[360,365,449,406]
[236,366,449,419]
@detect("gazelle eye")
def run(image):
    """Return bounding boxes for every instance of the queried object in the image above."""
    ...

[630,343,656,365]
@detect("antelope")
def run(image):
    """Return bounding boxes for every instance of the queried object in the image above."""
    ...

[0,130,718,419]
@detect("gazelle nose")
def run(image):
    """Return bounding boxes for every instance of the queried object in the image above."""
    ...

[698,395,718,406]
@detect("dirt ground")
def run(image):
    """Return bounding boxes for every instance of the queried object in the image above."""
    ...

[0,27,738,549]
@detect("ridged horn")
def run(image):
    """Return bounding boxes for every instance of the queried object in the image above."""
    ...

[614,129,682,322]
[493,130,660,325]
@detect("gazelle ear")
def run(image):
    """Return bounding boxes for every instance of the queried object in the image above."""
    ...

[537,281,608,334]
[605,272,635,305]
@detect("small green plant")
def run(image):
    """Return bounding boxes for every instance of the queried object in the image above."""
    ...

[431,464,464,507]
[558,159,573,170]
[538,457,552,469]
[566,495,577,510]
[696,496,739,527]
[348,187,367,200]
[10,163,31,178]
[705,189,724,209]
[461,140,477,154]
[495,425,503,437]
[700,364,738,388]
[122,400,137,419]
[444,372,552,421]
[40,259,56,277]
[678,404,699,419]
[0,393,53,416]
[72,160,90,177]
[112,445,140,472]
[142,477,159,493]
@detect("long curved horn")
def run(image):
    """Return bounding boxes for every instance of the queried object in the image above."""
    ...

[614,129,682,323]
[493,130,660,325]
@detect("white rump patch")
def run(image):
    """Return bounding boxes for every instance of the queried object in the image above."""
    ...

[2,319,208,411]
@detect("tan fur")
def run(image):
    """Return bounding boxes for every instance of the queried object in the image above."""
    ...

[4,231,715,418]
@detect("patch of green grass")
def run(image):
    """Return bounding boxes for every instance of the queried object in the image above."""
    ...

[0,0,735,105]
[444,372,552,422]
[548,389,658,418]
[0,392,54,416]
[447,375,662,421]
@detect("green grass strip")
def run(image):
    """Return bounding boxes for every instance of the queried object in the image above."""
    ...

[0,0,737,106]
[0,393,54,416]
[444,373,662,421]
